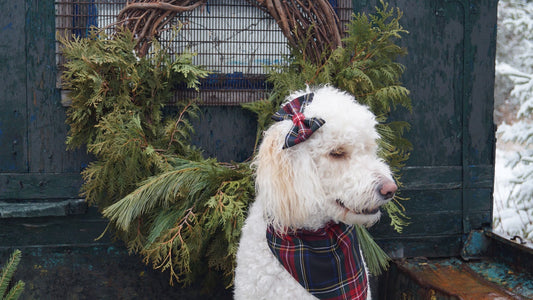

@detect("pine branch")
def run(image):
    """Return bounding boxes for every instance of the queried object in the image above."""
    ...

[102,159,253,286]
[0,249,24,300]
[103,161,204,231]
[3,281,24,300]
[354,225,390,276]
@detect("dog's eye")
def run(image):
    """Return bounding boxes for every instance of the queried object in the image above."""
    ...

[329,149,347,159]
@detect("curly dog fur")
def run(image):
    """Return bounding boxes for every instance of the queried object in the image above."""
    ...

[234,86,397,299]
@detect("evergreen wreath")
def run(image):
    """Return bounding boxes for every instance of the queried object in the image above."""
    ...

[61,0,410,288]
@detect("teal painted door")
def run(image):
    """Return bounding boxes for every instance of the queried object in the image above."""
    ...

[355,0,498,258]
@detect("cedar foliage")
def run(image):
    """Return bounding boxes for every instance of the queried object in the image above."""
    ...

[60,27,253,287]
[0,250,25,300]
[60,28,208,208]
[61,1,411,288]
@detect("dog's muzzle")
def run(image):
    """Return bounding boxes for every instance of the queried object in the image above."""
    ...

[336,179,397,216]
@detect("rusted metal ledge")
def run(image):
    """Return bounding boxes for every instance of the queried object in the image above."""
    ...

[379,230,533,299]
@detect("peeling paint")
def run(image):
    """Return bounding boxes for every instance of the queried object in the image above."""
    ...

[1,22,13,31]
[397,257,531,299]
[469,260,533,299]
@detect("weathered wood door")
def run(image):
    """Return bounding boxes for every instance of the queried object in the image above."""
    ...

[362,0,497,258]
[0,1,90,217]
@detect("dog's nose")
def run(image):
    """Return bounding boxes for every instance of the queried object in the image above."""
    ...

[379,180,397,200]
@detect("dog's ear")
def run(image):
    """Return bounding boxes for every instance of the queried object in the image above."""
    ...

[254,123,324,232]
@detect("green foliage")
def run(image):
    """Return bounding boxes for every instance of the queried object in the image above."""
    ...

[354,225,390,276]
[0,250,25,300]
[60,28,209,207]
[61,27,252,287]
[103,159,253,286]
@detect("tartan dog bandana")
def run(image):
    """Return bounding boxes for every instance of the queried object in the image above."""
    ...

[266,222,368,300]
[272,93,326,149]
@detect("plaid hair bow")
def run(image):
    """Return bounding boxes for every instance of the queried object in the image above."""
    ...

[272,93,325,149]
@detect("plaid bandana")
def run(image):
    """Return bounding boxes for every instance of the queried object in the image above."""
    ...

[266,222,368,300]
[272,93,326,149]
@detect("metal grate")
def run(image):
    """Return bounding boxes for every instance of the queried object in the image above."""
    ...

[55,1,125,68]
[55,0,353,105]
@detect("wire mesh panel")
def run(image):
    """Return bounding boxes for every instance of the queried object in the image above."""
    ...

[170,0,289,104]
[55,1,126,69]
[55,0,353,105]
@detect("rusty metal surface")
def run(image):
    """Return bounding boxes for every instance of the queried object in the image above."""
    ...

[461,231,533,299]
[484,231,533,274]
[378,231,533,299]
[394,257,531,299]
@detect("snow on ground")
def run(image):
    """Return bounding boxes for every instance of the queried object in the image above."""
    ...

[493,145,533,246]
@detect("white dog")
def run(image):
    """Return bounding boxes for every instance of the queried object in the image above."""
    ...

[234,86,397,300]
